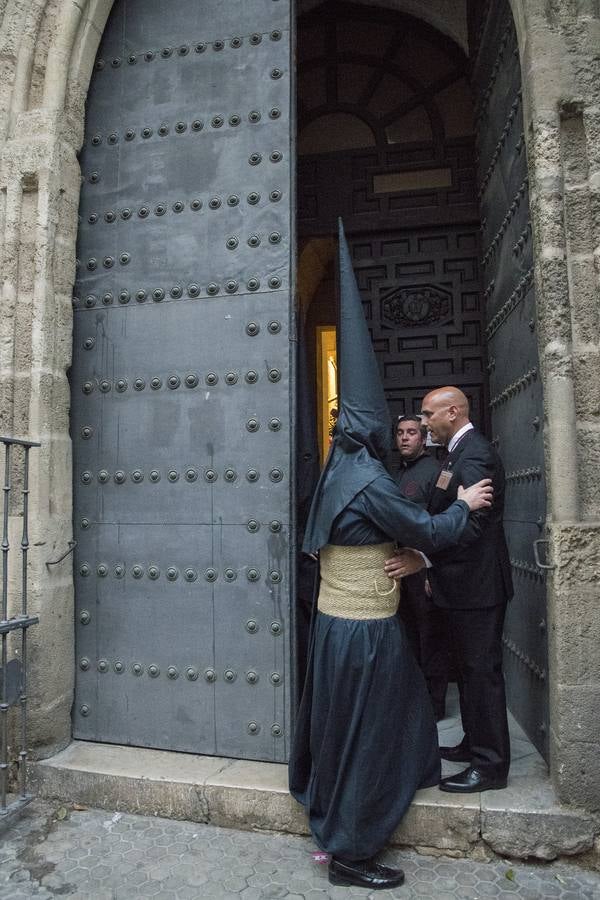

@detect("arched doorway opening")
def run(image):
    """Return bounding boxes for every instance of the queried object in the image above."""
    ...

[296,0,549,760]
[297,1,487,455]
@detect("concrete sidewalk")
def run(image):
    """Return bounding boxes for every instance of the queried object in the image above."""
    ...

[1,800,600,899]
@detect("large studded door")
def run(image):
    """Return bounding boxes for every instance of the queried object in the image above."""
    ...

[71,0,294,761]
[473,4,549,758]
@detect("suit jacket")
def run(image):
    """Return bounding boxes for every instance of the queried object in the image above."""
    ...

[395,452,442,607]
[428,428,513,610]
[395,452,441,508]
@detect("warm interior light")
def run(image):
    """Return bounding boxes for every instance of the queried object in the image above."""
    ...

[316,325,338,464]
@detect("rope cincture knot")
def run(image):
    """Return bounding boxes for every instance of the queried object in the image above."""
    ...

[373,576,398,597]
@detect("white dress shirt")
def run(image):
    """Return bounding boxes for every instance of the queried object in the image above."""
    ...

[415,422,474,571]
[447,421,474,454]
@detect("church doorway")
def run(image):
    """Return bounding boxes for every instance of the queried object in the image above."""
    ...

[297,0,549,759]
[69,0,548,765]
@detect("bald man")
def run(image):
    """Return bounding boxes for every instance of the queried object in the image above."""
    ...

[385,387,513,792]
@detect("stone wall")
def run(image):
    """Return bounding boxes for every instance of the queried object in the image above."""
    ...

[0,0,113,759]
[0,0,599,808]
[512,0,600,808]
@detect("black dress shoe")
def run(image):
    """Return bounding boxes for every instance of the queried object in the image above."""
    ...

[439,743,471,762]
[439,766,507,793]
[328,857,405,890]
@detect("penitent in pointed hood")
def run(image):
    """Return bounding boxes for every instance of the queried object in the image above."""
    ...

[302,219,392,554]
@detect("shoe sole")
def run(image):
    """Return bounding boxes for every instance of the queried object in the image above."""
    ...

[439,756,471,763]
[329,873,405,889]
[439,781,507,793]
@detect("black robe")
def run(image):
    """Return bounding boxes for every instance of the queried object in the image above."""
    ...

[289,472,469,861]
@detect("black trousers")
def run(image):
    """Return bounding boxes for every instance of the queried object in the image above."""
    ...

[399,573,449,719]
[441,603,510,779]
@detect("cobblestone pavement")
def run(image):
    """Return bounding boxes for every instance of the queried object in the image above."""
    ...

[1,801,599,900]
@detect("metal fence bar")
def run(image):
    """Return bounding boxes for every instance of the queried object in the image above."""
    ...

[0,436,40,822]
[19,446,31,800]
[1,441,11,814]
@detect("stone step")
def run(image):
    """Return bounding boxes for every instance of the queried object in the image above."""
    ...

[30,741,599,862]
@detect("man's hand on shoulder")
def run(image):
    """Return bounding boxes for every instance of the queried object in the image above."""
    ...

[384,548,425,580]
[458,478,493,511]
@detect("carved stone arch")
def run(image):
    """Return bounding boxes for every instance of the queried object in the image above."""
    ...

[0,0,119,138]
[505,0,527,62]
[0,1,530,122]
[0,0,49,129]
[44,0,117,117]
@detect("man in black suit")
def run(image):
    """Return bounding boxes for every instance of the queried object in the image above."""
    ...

[395,415,449,721]
[385,387,512,792]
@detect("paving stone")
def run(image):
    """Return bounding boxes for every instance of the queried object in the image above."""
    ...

[9,870,31,883]
[174,888,202,900]
[479,883,505,896]
[1,800,600,899]
[65,845,89,860]
[183,872,211,889]
[454,871,479,886]
[119,888,148,899]
[148,864,173,881]
[414,866,437,882]
[239,888,264,900]
[288,876,315,892]
[39,873,67,890]
[125,869,150,887]
[223,876,249,892]
[260,885,288,898]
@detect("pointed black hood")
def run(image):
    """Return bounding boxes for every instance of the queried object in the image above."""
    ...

[302,220,391,554]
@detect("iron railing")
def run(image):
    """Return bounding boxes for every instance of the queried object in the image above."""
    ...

[0,436,40,821]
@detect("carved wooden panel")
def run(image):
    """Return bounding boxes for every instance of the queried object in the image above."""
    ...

[298,141,478,235]
[347,226,487,428]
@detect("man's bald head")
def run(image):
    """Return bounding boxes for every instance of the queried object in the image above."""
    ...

[420,386,471,446]
[424,387,469,416]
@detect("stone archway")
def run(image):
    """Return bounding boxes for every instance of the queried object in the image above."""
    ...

[0,0,600,810]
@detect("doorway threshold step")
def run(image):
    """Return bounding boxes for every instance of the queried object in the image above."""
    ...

[30,740,599,862]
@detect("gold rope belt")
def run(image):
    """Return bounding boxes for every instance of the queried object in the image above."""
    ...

[317,543,400,620]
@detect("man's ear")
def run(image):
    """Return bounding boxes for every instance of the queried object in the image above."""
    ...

[448,404,458,422]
